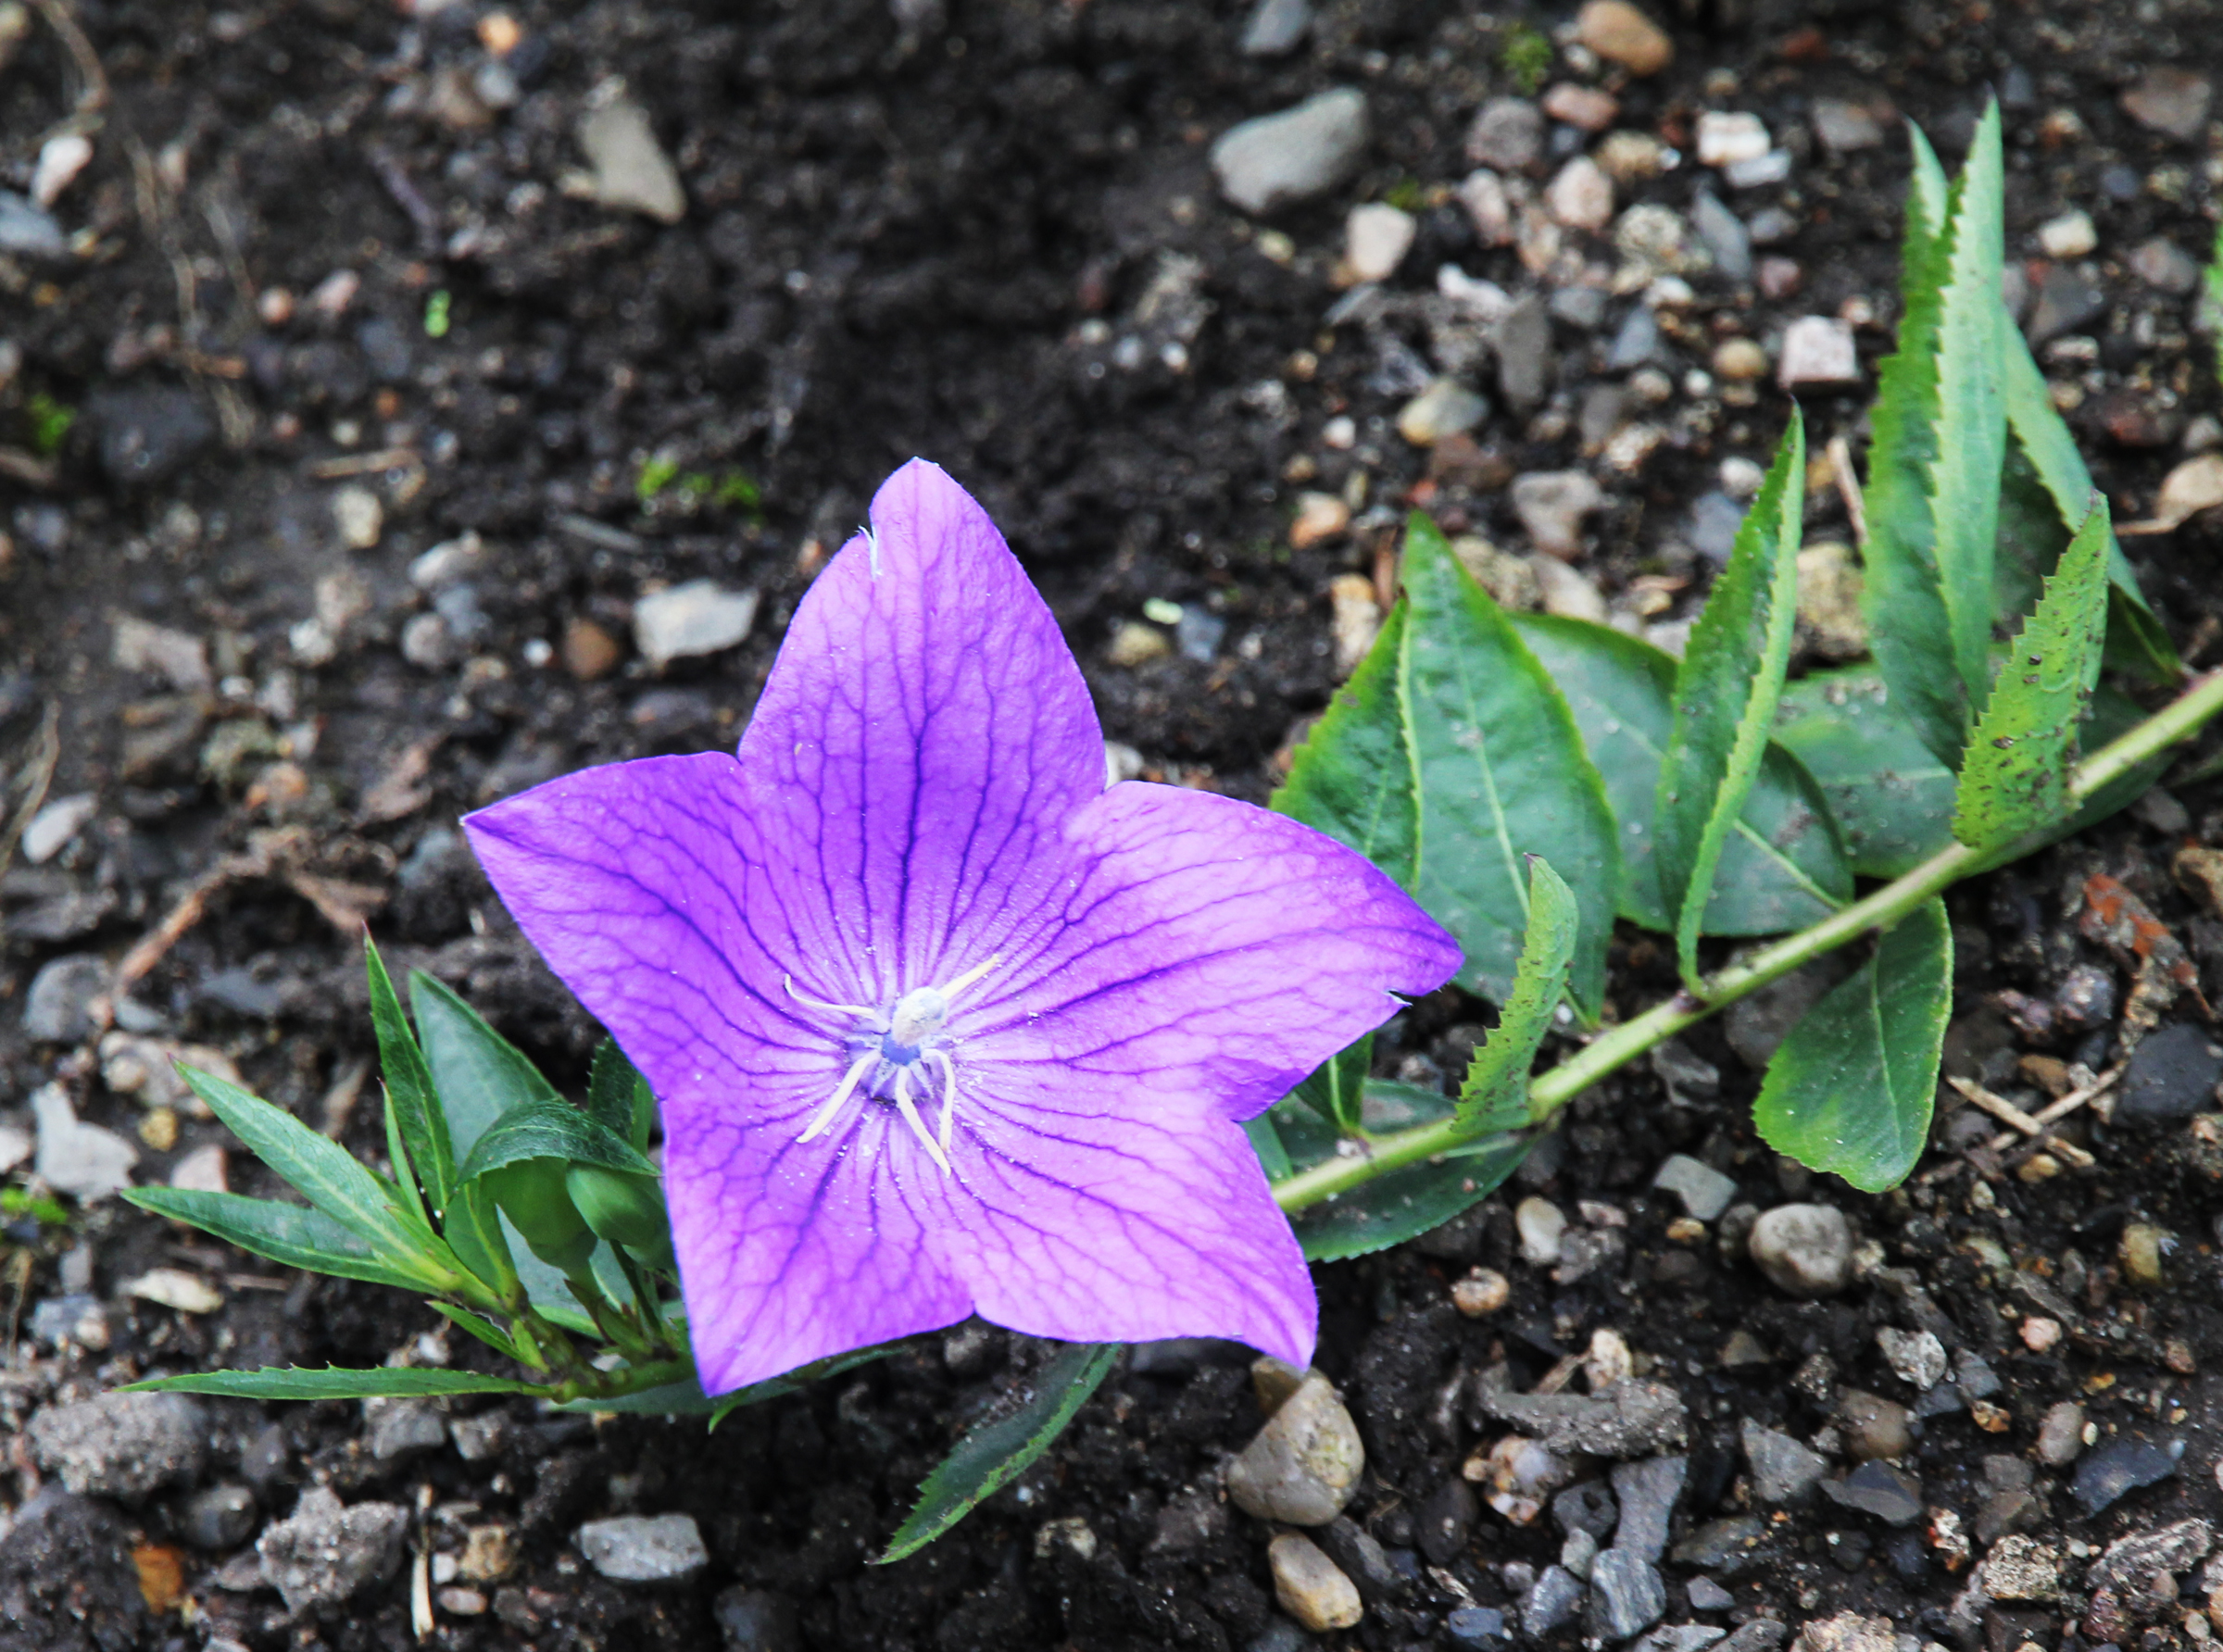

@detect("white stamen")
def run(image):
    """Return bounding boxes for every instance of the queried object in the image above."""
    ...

[784,975,878,1020]
[930,1047,961,1154]
[798,1051,879,1144]
[892,1067,952,1174]
[937,953,1002,1003]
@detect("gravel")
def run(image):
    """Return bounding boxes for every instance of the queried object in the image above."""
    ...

[1209,89,1369,216]
[257,1485,412,1612]
[1587,1548,1667,1639]
[1742,1420,1828,1505]
[632,580,760,668]
[24,1392,207,1500]
[1226,1369,1365,1525]
[1651,1155,1737,1221]
[1266,1532,1363,1633]
[1607,1456,1686,1562]
[2071,1434,2184,1515]
[1747,1204,1853,1297]
[576,1513,710,1583]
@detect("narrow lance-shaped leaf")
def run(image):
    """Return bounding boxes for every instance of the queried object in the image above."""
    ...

[123,1186,440,1293]
[1512,613,1850,933]
[1458,856,1575,1133]
[1656,412,1805,987]
[1925,100,2007,735]
[878,1341,1122,1564]
[1953,497,2114,851]
[367,936,457,1215]
[409,968,562,1160]
[1399,515,1620,1014]
[119,1366,540,1401]
[1752,898,1953,1192]
[1905,122,1949,266]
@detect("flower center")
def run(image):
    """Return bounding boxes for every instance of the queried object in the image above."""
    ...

[783,957,999,1173]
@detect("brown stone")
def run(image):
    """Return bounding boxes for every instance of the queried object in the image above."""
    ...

[561,617,623,680]
[1574,0,1673,76]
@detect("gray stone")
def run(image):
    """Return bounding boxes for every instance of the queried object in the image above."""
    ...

[0,190,66,255]
[1635,1631,1727,1652]
[31,1083,137,1202]
[1687,1578,1734,1611]
[1210,89,1369,216]
[2131,237,2203,294]
[1748,1204,1852,1297]
[714,1585,803,1652]
[2118,1022,2223,1123]
[1838,1389,1911,1460]
[1148,1485,1228,1555]
[1776,316,1859,389]
[1810,98,1887,153]
[2026,264,2105,345]
[1721,1624,1791,1652]
[1560,1526,1599,1578]
[1467,97,1544,172]
[1512,469,1605,558]
[22,794,96,864]
[1553,1480,1619,1542]
[182,1484,258,1551]
[258,1486,411,1611]
[1606,306,1664,371]
[1176,607,1226,664]
[1609,1456,1687,1562]
[1819,1461,1924,1526]
[1691,193,1752,282]
[1495,294,1553,412]
[2071,1434,2184,1515]
[2088,1518,2213,1596]
[1397,378,1489,446]
[1671,1516,1767,1573]
[1741,1420,1827,1505]
[1652,1155,1736,1222]
[1787,1616,1892,1652]
[1552,284,1610,330]
[87,386,216,486]
[1952,1349,2002,1399]
[1480,1380,1688,1458]
[27,1392,207,1499]
[1247,1621,1312,1652]
[1314,1514,1402,1599]
[1588,1548,1667,1639]
[2034,1401,2083,1467]
[1445,1605,1511,1648]
[1226,1371,1364,1525]
[23,953,107,1043]
[633,580,760,668]
[577,1513,709,1583]
[2122,67,2213,142]
[578,101,685,222]
[1978,1533,2060,1600]
[367,1398,448,1462]
[1239,0,1312,56]
[1411,1477,1476,1567]
[1651,1042,1720,1105]
[1520,1564,1586,1636]
[1684,492,1745,564]
[1875,1327,1947,1390]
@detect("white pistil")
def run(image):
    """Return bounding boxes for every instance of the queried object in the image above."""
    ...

[929,1047,961,1154]
[798,1050,879,1144]
[891,1067,952,1174]
[784,975,877,1020]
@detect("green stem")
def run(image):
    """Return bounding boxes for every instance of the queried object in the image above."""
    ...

[1273,667,2223,1216]
[543,1357,695,1407]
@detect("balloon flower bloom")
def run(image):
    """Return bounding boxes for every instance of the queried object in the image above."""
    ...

[465,461,1457,1392]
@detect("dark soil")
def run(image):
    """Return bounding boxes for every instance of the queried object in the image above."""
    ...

[6,2,2223,1650]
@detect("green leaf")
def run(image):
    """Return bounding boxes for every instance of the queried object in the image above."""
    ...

[1511,613,1851,934]
[1925,102,2007,734]
[2000,331,2180,682]
[1245,1110,1294,1181]
[704,1341,907,1427]
[587,1039,655,1154]
[409,970,561,1160]
[879,1341,1123,1563]
[1775,670,1958,877]
[455,1095,659,1185]
[1752,898,1953,1192]
[1457,857,1575,1133]
[174,1067,454,1288]
[380,1080,431,1233]
[1905,123,1949,267]
[1292,1038,1370,1130]
[427,1302,527,1363]
[1275,601,1418,884]
[1398,515,1620,1014]
[445,1179,521,1306]
[123,1187,436,1292]
[119,1366,538,1401]
[367,938,457,1216]
[1655,413,1806,985]
[1288,1081,1531,1261]
[1953,499,2114,850]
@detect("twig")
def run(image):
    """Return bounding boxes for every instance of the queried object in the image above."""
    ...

[31,0,107,112]
[320,1055,373,1139]
[1946,1076,2096,1170]
[0,704,61,881]
[1827,434,1866,546]
[308,448,419,479]
[1982,1064,2122,1157]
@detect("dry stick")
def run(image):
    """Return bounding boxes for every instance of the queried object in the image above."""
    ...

[1827,433,1867,545]
[1945,1076,2097,1170]
[31,0,107,112]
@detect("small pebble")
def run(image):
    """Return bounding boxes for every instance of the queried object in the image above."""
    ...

[575,1514,708,1583]
[1515,1196,1568,1266]
[1544,156,1614,232]
[1467,97,1544,171]
[1226,1370,1366,1525]
[1688,1577,1735,1611]
[1776,317,1859,389]
[1398,378,1489,446]
[2035,1401,2084,1467]
[1747,1203,1852,1297]
[1451,1269,1511,1316]
[1838,1389,1912,1461]
[1652,1154,1737,1221]
[1542,83,1620,133]
[2037,209,2097,260]
[1574,0,1673,76]
[1289,492,1350,549]
[1511,470,1605,558]
[1344,203,1415,282]
[332,486,383,550]
[1210,89,1369,216]
[1695,112,1771,168]
[633,580,759,669]
[1267,1533,1363,1632]
[1712,337,1768,382]
[1876,1328,1946,1391]
[2119,1222,2168,1287]
[2072,1435,2185,1515]
[2021,1317,2062,1353]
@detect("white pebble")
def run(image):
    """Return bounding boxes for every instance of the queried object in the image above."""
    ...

[2038,208,2097,260]
[1695,111,1771,168]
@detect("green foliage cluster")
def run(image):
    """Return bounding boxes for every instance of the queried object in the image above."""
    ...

[1499,23,1553,94]
[636,453,764,516]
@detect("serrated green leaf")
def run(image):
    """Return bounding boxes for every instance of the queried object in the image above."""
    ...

[1291,1127,1530,1261]
[1905,123,1949,266]
[1926,103,2007,732]
[1458,857,1575,1133]
[1752,898,1953,1192]
[410,969,561,1160]
[455,1095,659,1184]
[367,938,457,1216]
[703,1341,906,1428]
[1399,515,1620,1014]
[119,1366,537,1401]
[2000,330,2180,682]
[1275,600,1418,883]
[1512,613,1851,934]
[1657,413,1806,986]
[1775,670,1958,877]
[1953,499,2114,849]
[175,1066,455,1288]
[878,1341,1122,1563]
[123,1187,435,1292]
[587,1039,655,1155]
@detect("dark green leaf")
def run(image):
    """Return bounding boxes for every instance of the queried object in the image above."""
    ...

[704,1342,908,1428]
[1512,613,1850,934]
[879,1342,1123,1563]
[410,969,561,1160]
[1752,898,1953,1192]
[174,1066,453,1286]
[1457,857,1574,1133]
[1275,601,1418,884]
[1245,1111,1294,1181]
[2001,324,2179,682]
[119,1366,538,1400]
[455,1095,659,1185]
[1774,670,1958,877]
[1292,1133,1530,1261]
[1656,413,1806,985]
[367,938,457,1215]
[1953,500,2113,850]
[123,1187,436,1292]
[1399,516,1620,1014]
[426,1302,527,1363]
[1292,1038,1370,1130]
[587,1039,655,1155]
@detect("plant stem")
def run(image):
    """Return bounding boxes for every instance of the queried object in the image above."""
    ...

[544,1358,695,1407]
[1273,668,2223,1216]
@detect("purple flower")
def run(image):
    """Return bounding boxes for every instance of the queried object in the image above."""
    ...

[464,461,1458,1392]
